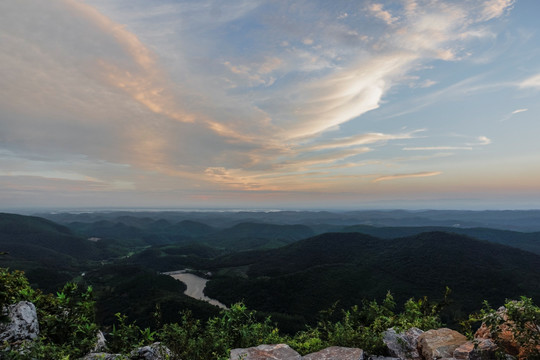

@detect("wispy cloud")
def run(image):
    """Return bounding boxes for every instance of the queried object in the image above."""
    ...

[479,0,515,21]
[67,0,198,124]
[0,0,523,205]
[368,3,399,25]
[404,146,473,151]
[403,135,491,151]
[502,108,529,122]
[373,171,442,183]
[519,74,540,89]
[468,136,492,146]
[299,130,423,152]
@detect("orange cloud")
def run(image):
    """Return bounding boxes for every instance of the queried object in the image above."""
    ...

[66,0,196,124]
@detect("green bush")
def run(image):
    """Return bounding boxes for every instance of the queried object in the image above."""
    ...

[2,267,539,360]
[107,313,156,354]
[0,268,36,319]
[468,297,540,360]
[287,291,445,355]
[0,268,98,359]
[160,311,205,360]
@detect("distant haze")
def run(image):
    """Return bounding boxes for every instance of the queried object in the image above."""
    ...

[1,1,540,209]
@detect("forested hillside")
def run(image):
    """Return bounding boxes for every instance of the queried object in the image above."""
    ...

[205,231,540,331]
[1,211,539,339]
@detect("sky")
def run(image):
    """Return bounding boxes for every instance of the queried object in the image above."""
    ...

[1,0,540,210]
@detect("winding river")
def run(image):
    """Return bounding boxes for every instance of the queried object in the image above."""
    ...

[166,270,228,310]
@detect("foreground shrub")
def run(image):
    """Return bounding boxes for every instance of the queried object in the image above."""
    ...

[289,291,445,355]
[467,297,540,360]
[2,268,539,360]
[0,268,98,359]
[160,303,282,360]
[107,312,156,354]
[160,311,205,360]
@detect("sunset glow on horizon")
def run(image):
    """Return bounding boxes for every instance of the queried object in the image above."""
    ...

[1,0,540,210]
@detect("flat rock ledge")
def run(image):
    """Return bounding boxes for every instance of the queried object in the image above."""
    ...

[417,328,468,360]
[230,344,302,360]
[80,342,172,360]
[230,330,500,360]
[303,346,364,360]
[230,344,364,360]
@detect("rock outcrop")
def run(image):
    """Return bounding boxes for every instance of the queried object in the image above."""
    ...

[80,342,172,360]
[417,328,468,359]
[0,301,39,343]
[453,339,497,360]
[229,328,506,360]
[230,344,302,360]
[92,330,107,353]
[383,327,423,360]
[80,353,123,360]
[0,300,526,360]
[303,346,364,360]
[229,344,365,360]
[473,305,540,359]
[130,342,172,360]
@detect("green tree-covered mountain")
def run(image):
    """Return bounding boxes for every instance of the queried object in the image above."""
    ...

[341,225,540,255]
[0,213,112,263]
[205,231,540,331]
[2,211,539,338]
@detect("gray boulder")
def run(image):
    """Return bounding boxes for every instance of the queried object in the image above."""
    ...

[79,353,123,360]
[130,342,172,360]
[80,342,172,360]
[383,327,423,360]
[303,346,364,360]
[92,330,107,353]
[230,344,302,360]
[0,301,39,343]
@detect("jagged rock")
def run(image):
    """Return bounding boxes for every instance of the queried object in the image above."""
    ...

[417,328,468,359]
[453,339,498,360]
[230,344,301,360]
[80,342,171,360]
[454,341,479,360]
[366,357,400,360]
[383,327,423,359]
[303,346,364,360]
[0,301,39,343]
[130,342,172,360]
[79,353,123,360]
[92,330,107,353]
[474,305,540,359]
[475,323,491,340]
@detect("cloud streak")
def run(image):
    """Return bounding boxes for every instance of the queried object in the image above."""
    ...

[373,171,442,183]
[0,0,525,207]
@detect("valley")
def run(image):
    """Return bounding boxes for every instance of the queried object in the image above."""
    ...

[1,209,539,334]
[166,270,228,309]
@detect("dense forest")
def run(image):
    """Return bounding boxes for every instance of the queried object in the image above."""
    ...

[0,210,539,358]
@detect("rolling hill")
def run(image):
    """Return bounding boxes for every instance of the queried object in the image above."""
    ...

[205,231,540,331]
[0,213,122,290]
[0,213,107,261]
[341,225,540,255]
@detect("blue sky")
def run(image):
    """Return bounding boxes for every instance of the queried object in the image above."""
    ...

[1,0,539,210]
